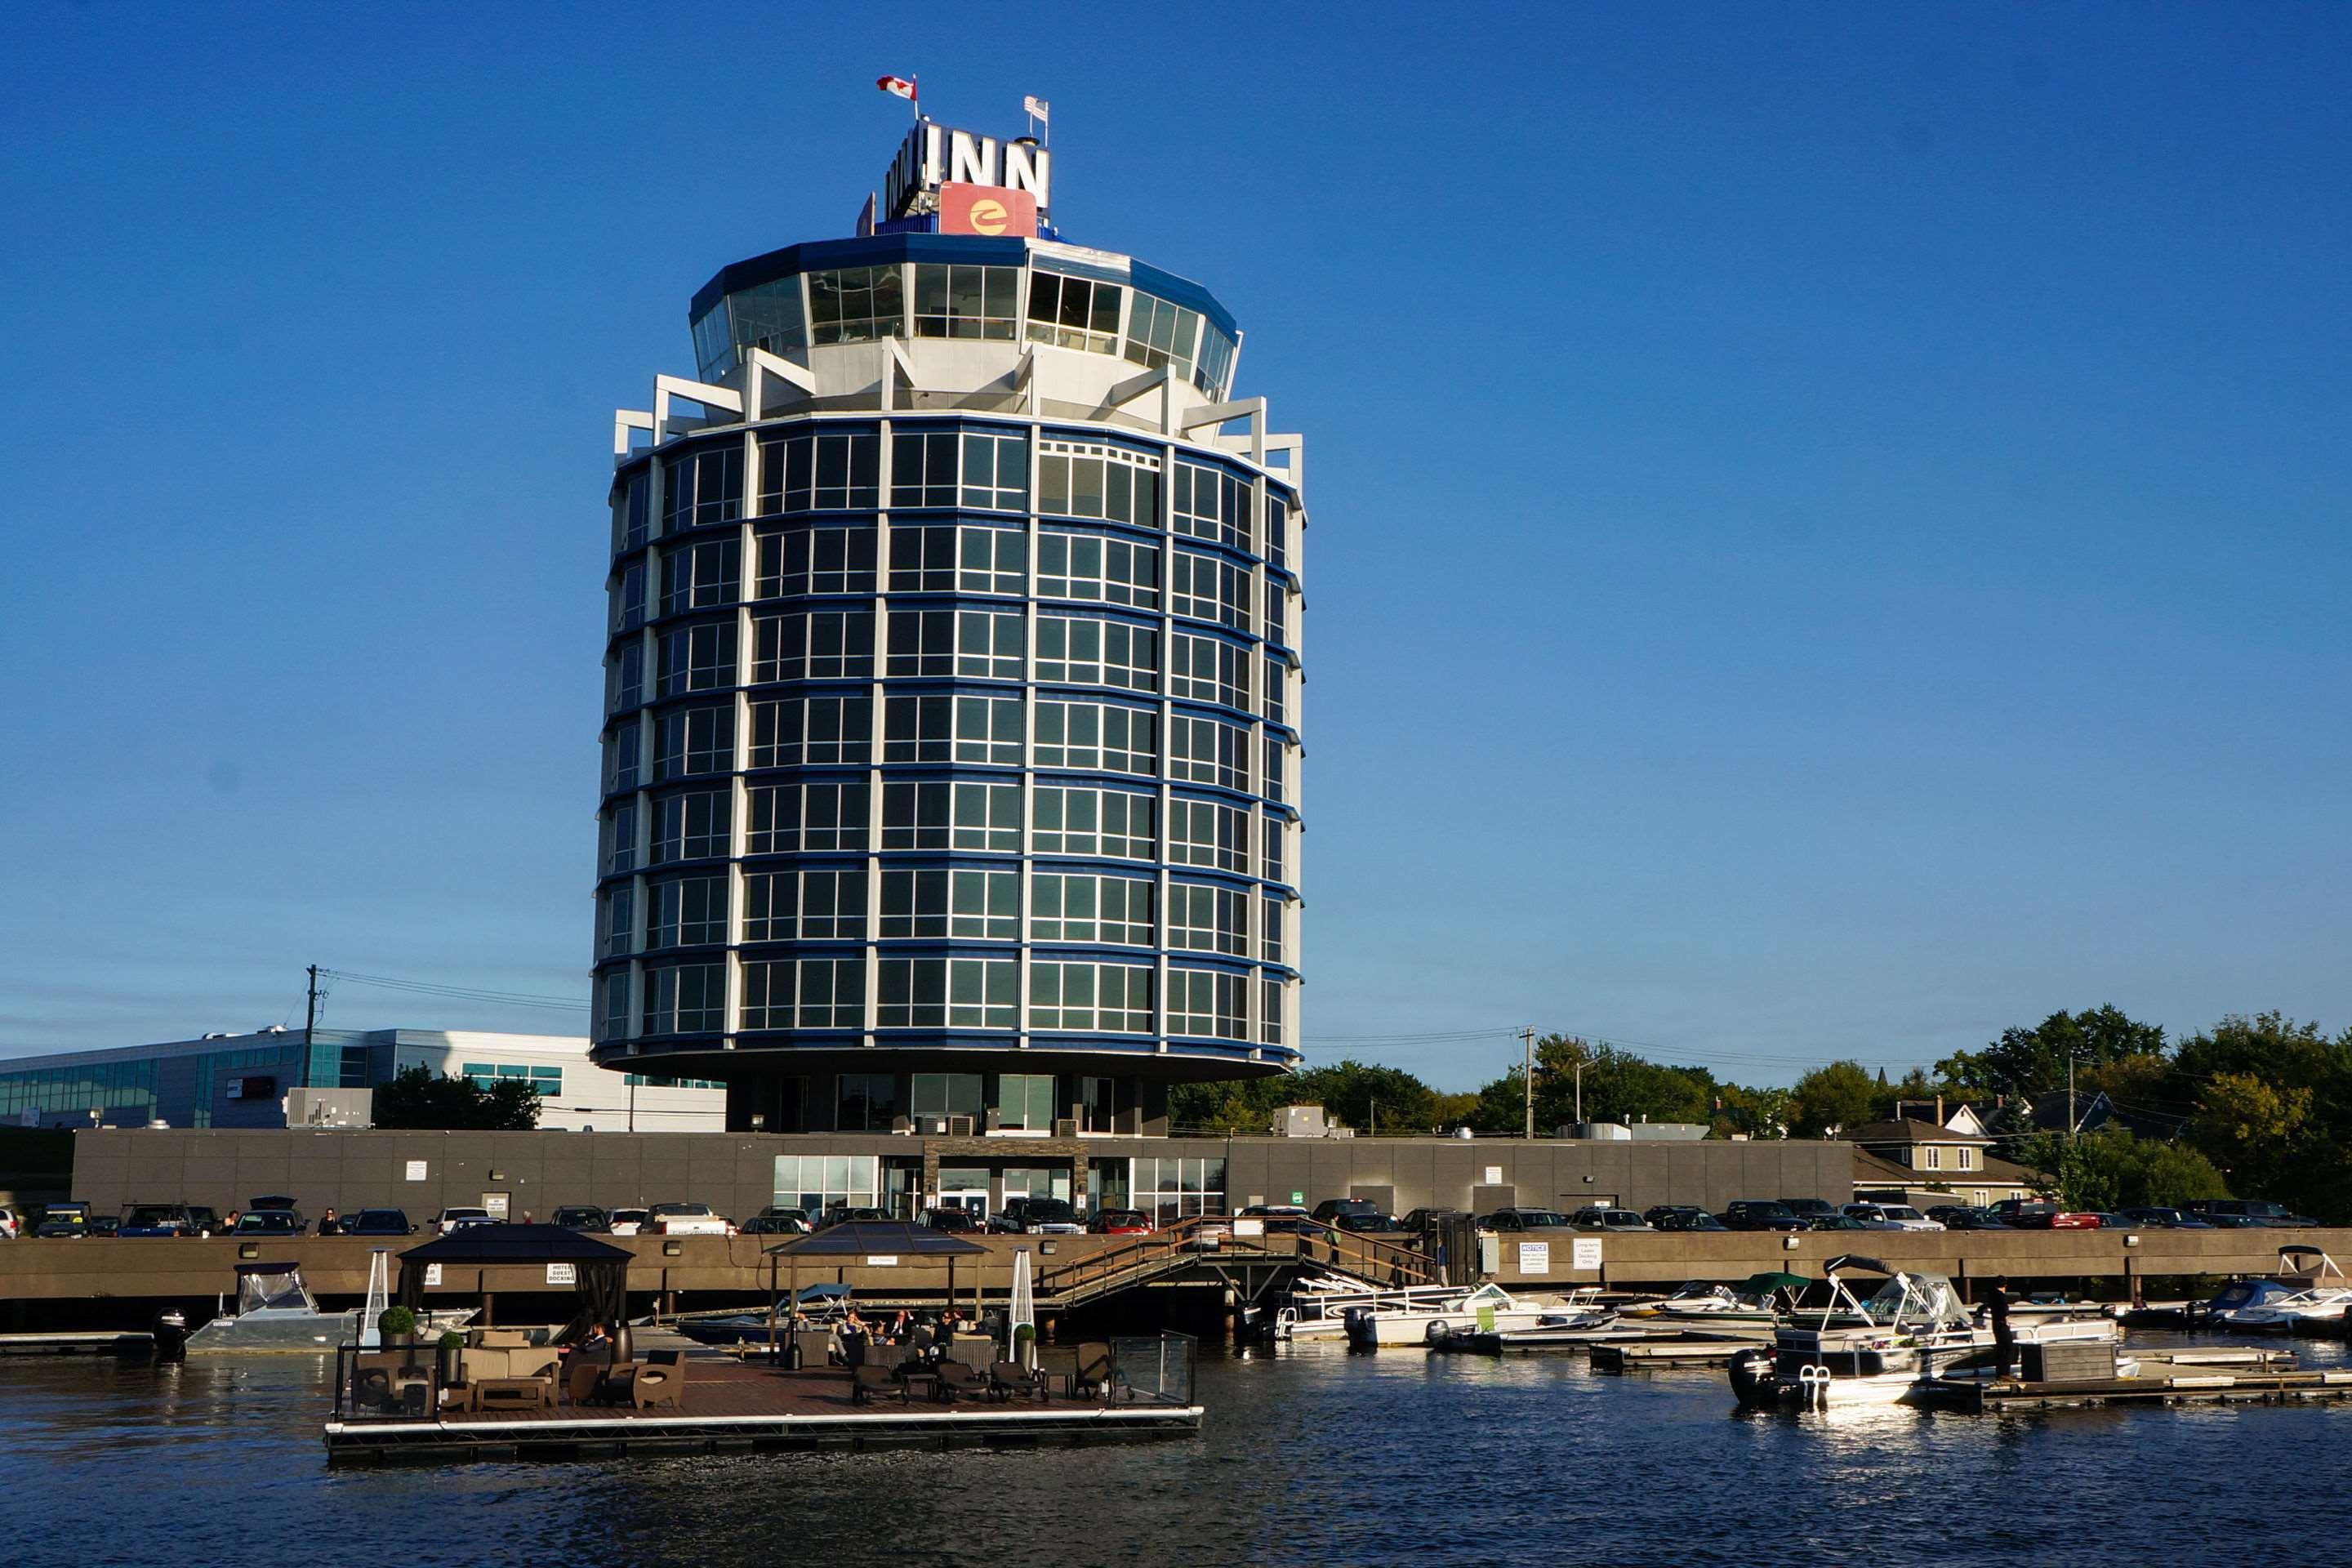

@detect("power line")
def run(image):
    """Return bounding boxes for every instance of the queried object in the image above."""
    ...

[318,969,589,1013]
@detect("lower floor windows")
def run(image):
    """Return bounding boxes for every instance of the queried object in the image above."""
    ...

[1168,967,1248,1040]
[1169,796,1248,873]
[1168,880,1248,956]
[1029,961,1155,1032]
[746,782,870,853]
[645,963,726,1034]
[646,875,728,949]
[744,868,868,941]
[1030,871,1154,945]
[879,957,1018,1028]
[880,867,1018,940]
[741,956,865,1029]
[1261,978,1285,1045]
[776,1152,881,1208]
[1035,699,1156,774]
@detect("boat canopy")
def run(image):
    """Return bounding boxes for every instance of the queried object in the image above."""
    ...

[1740,1272,1810,1296]
[2278,1245,2344,1281]
[232,1263,314,1315]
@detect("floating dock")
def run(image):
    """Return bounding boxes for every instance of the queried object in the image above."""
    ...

[323,1362,1200,1463]
[0,1330,154,1357]
[1917,1360,2352,1411]
[1592,1339,1747,1370]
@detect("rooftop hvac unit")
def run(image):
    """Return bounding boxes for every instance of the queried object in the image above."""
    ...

[1053,1118,1078,1137]
[1271,1105,1327,1138]
[945,1114,976,1137]
[916,1115,950,1135]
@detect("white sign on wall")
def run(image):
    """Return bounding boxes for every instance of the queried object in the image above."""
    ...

[1517,1241,1550,1274]
[546,1263,577,1286]
[423,1263,443,1287]
[1483,1166,1503,1186]
[404,1160,427,1182]
[864,1255,899,1267]
[1571,1237,1603,1271]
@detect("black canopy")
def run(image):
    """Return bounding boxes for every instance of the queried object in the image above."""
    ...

[396,1223,633,1340]
[1822,1254,1893,1276]
[764,1220,987,1258]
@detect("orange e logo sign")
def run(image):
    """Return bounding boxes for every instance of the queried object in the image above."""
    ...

[939,181,1037,238]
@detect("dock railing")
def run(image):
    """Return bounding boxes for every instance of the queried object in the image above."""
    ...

[1108,1330,1198,1408]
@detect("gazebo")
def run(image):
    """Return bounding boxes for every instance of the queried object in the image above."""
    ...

[397,1223,634,1344]
[763,1221,990,1349]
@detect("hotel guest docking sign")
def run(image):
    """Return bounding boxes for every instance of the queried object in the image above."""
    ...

[882,120,1050,231]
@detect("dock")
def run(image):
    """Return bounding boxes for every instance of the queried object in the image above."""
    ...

[1592,1339,1747,1370]
[323,1359,1200,1463]
[0,1330,154,1356]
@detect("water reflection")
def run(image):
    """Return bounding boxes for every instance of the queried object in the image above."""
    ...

[1,1334,2348,1566]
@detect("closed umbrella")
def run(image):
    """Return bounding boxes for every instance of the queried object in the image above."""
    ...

[1009,1247,1035,1367]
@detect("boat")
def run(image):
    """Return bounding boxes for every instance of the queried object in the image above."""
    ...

[675,1284,857,1346]
[184,1261,472,1354]
[1728,1254,2118,1410]
[1430,1290,1633,1352]
[2208,1246,2352,1333]
[1628,1272,1810,1339]
[1273,1274,1475,1342]
[1342,1281,1572,1348]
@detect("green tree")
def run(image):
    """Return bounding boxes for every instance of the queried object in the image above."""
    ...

[1288,1059,1441,1134]
[1936,1004,2168,1101]
[1788,1060,1877,1138]
[1468,1036,1716,1134]
[1708,1083,1789,1140]
[1165,1077,1294,1135]
[371,1067,541,1131]
[2016,1128,2230,1211]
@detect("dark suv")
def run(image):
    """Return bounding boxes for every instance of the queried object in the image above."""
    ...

[1310,1198,1379,1223]
[1779,1198,1839,1223]
[991,1198,1083,1235]
[1720,1200,1808,1233]
[1646,1205,1729,1232]
[2183,1199,2315,1228]
[1481,1208,1573,1232]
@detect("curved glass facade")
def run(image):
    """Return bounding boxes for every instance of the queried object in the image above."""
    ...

[592,245,1303,1130]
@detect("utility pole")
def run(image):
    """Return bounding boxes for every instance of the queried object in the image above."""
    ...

[1521,1026,1536,1140]
[304,964,320,1086]
[1575,1059,1585,1126]
[2068,1051,2077,1143]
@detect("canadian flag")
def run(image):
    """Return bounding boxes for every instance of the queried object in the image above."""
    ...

[877,74,916,101]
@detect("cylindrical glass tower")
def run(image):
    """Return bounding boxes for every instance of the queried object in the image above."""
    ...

[590,208,1304,1138]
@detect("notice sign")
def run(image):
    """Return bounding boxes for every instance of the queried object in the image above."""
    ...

[863,1255,899,1267]
[404,1160,427,1182]
[1233,1218,1264,1239]
[546,1263,576,1286]
[423,1263,443,1287]
[1517,1241,1550,1275]
[938,180,1037,237]
[1484,1166,1503,1186]
[1572,1237,1603,1271]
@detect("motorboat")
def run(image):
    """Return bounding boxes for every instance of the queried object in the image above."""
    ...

[1630,1272,1810,1339]
[1274,1273,1475,1342]
[1431,1290,1630,1351]
[184,1261,472,1354]
[2208,1246,2352,1333]
[1342,1281,1570,1348]
[1729,1254,2118,1410]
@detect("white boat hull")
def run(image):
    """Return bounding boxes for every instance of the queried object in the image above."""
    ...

[1346,1307,1558,1347]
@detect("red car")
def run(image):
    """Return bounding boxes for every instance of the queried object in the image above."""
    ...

[1089,1208,1155,1235]
[1992,1200,2100,1230]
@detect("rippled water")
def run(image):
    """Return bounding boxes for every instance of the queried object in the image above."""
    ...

[7,1333,2350,1567]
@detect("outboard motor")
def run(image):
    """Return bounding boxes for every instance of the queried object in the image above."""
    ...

[151,1308,188,1363]
[1727,1345,1775,1407]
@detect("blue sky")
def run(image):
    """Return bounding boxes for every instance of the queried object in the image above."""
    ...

[2,4,2346,1090]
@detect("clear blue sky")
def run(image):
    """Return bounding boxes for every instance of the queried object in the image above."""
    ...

[3,4,2347,1091]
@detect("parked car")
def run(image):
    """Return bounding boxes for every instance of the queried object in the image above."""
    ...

[742,1212,814,1235]
[247,1195,301,1214]
[1237,1204,1312,1234]
[1810,1214,1874,1231]
[645,1202,733,1236]
[231,1209,306,1237]
[120,1205,218,1237]
[342,1209,415,1236]
[1481,1208,1574,1232]
[1400,1207,1469,1233]
[991,1198,1084,1235]
[0,1208,16,1240]
[1334,1212,1406,1235]
[429,1207,492,1235]
[1989,1200,2100,1230]
[1928,1206,2012,1231]
[552,1205,611,1232]
[1572,1207,1654,1232]
[915,1207,983,1234]
[608,1207,651,1236]
[816,1206,889,1229]
[1646,1206,1730,1233]
[1720,1200,1808,1233]
[2182,1199,2316,1228]
[1088,1208,1155,1235]
[33,1201,91,1238]
[1310,1198,1379,1223]
[86,1214,120,1238]
[1842,1202,1944,1232]
[1779,1198,1841,1223]
[1183,1214,1235,1250]
[2115,1206,2212,1229]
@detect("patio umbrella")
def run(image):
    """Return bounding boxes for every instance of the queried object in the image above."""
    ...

[1009,1247,1035,1366]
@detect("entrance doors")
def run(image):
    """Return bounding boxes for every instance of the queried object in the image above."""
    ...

[938,1166,990,1221]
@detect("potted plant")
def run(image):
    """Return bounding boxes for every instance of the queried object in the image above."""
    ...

[436,1328,466,1387]
[378,1304,417,1348]
[1013,1322,1037,1370]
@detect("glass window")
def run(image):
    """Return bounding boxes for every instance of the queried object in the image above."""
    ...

[743,958,864,1029]
[599,885,635,958]
[1263,737,1286,804]
[890,430,960,509]
[759,429,880,514]
[834,1076,899,1132]
[1265,492,1291,570]
[727,275,808,363]
[1027,272,1123,354]
[961,429,1028,510]
[756,525,878,598]
[1123,292,1202,381]
[1037,614,1157,693]
[1172,461,1251,550]
[651,789,730,863]
[1034,699,1156,775]
[653,706,735,781]
[1169,968,1247,1040]
[1262,814,1287,882]
[661,537,742,616]
[662,443,745,532]
[1263,655,1289,727]
[1195,322,1237,399]
[1261,894,1285,964]
[1168,881,1248,956]
[808,265,903,344]
[607,644,645,716]
[1031,872,1155,945]
[880,958,1018,1028]
[1134,1155,1225,1222]
[913,263,1020,339]
[657,621,737,697]
[1169,631,1247,708]
[957,526,1027,594]
[1078,1077,1119,1134]
[1029,963,1155,1032]
[745,868,866,942]
[1169,713,1249,791]
[616,470,651,553]
[746,781,870,853]
[644,962,726,1034]
[611,561,648,634]
[751,609,875,682]
[1038,439,1162,525]
[1033,786,1156,859]
[604,724,643,795]
[885,608,1021,679]
[598,971,632,1040]
[1261,978,1285,1045]
[997,1073,1056,1131]
[602,801,639,875]
[1171,549,1249,629]
[748,693,872,768]
[1169,796,1248,873]
[647,875,728,949]
[911,1073,987,1116]
[1038,530,1159,608]
[880,867,1016,940]
[956,693,1023,765]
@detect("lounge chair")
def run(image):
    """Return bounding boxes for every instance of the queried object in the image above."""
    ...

[609,1349,688,1411]
[990,1360,1046,1404]
[851,1365,906,1405]
[1034,1346,1080,1395]
[1074,1343,1117,1401]
[566,1354,617,1406]
[936,1360,988,1402]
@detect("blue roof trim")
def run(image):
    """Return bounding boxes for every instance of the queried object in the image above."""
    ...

[1128,261,1239,339]
[690,234,1031,321]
